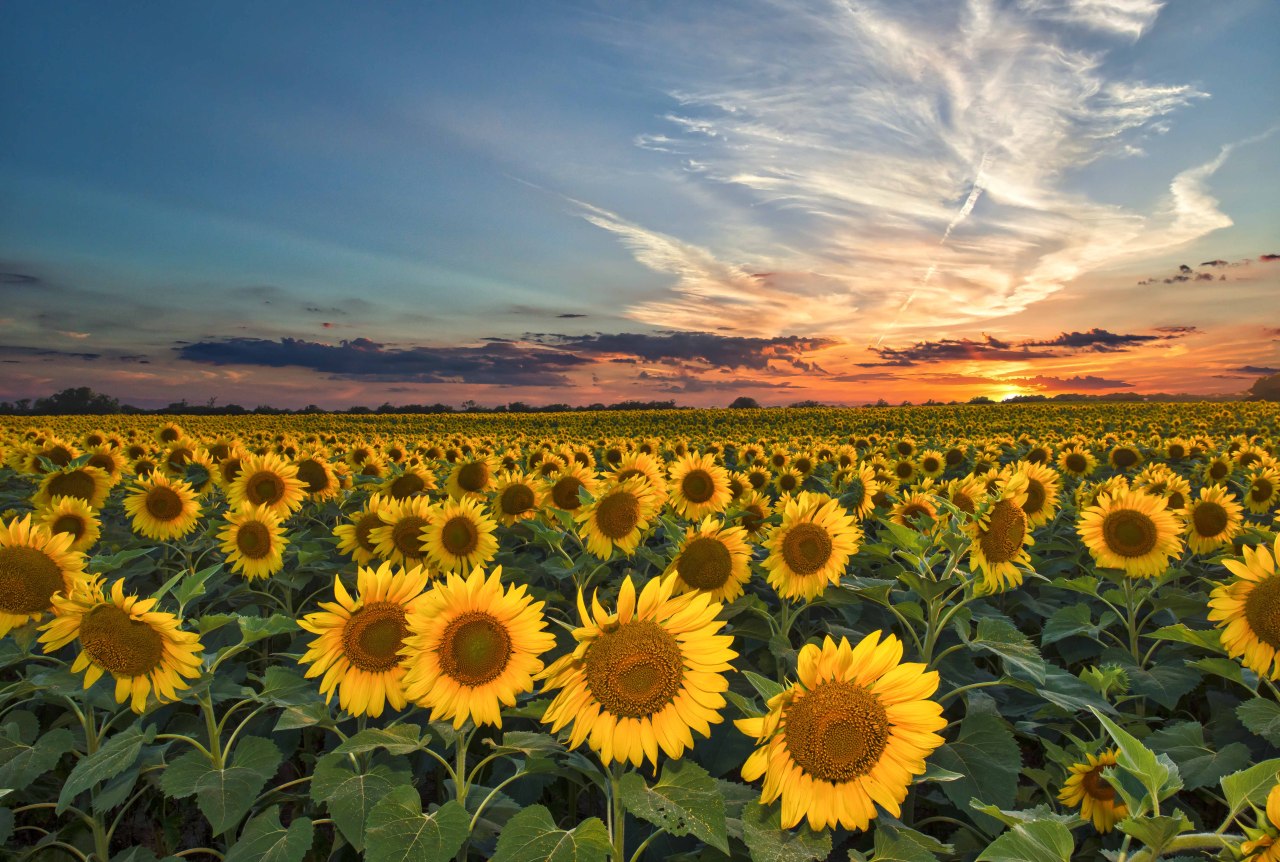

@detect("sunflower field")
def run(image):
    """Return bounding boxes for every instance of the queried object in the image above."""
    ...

[2,403,1280,862]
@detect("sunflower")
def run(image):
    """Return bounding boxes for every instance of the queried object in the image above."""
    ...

[664,517,752,602]
[544,462,598,513]
[539,574,736,767]
[744,464,773,493]
[1078,489,1183,579]
[155,422,185,445]
[123,473,202,541]
[890,492,939,532]
[734,490,774,538]
[422,496,499,575]
[334,494,393,566]
[400,565,555,728]
[215,447,247,490]
[1201,454,1234,486]
[944,475,985,520]
[968,473,1033,592]
[228,452,306,517]
[889,458,918,486]
[218,504,287,580]
[380,466,437,501]
[84,446,126,485]
[0,515,86,637]
[490,470,545,526]
[446,456,497,500]
[836,463,879,521]
[34,465,112,510]
[1245,467,1280,515]
[298,562,431,718]
[763,492,862,601]
[667,453,732,520]
[39,576,203,713]
[918,450,946,478]
[1015,461,1062,528]
[774,467,805,497]
[575,476,661,560]
[369,496,435,567]
[1241,784,1280,862]
[736,632,945,832]
[295,450,341,501]
[1058,749,1128,833]
[1183,485,1244,554]
[1209,536,1280,680]
[37,496,101,553]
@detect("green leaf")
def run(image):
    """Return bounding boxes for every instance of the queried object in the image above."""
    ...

[58,724,156,813]
[0,726,74,791]
[1127,663,1201,710]
[0,807,13,846]
[1239,698,1280,745]
[932,697,1020,829]
[968,617,1046,683]
[739,802,832,862]
[484,731,565,757]
[618,759,728,853]
[873,819,949,861]
[743,670,787,702]
[365,786,470,862]
[490,803,610,862]
[224,807,313,862]
[968,802,1075,828]
[976,821,1074,862]
[161,736,283,835]
[1040,603,1097,646]
[1090,708,1182,809]
[248,667,320,707]
[1115,812,1192,857]
[1146,722,1252,790]
[311,753,412,852]
[236,614,299,644]
[333,724,425,756]
[1221,758,1280,818]
[1146,625,1221,652]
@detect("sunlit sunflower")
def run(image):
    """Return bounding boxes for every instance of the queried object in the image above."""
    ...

[836,463,879,520]
[37,496,100,553]
[123,473,202,541]
[40,576,203,713]
[380,465,437,501]
[446,456,498,500]
[218,504,287,580]
[890,492,939,532]
[774,467,805,497]
[664,517,752,602]
[744,464,773,493]
[1014,461,1062,528]
[1078,489,1183,579]
[1183,485,1244,554]
[1059,749,1128,833]
[1209,536,1280,680]
[544,462,599,513]
[34,465,112,510]
[944,475,985,520]
[668,453,732,520]
[84,446,126,485]
[1201,454,1234,486]
[490,470,545,526]
[400,565,555,728]
[610,451,668,500]
[736,632,945,832]
[0,515,86,637]
[298,562,431,718]
[734,489,773,538]
[1245,467,1280,515]
[422,496,499,575]
[575,476,661,559]
[155,422,185,446]
[1241,784,1280,862]
[763,492,862,601]
[888,458,918,486]
[918,449,946,478]
[369,496,435,567]
[333,493,393,566]
[228,452,306,517]
[214,447,247,490]
[294,450,341,501]
[968,473,1033,592]
[539,574,736,767]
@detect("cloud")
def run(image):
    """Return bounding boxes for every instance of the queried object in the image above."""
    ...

[0,345,101,361]
[0,271,44,287]
[1236,365,1280,375]
[175,337,592,387]
[635,370,795,393]
[863,326,1193,366]
[1020,373,1134,391]
[528,331,836,372]
[1016,0,1164,39]
[1262,254,1280,262]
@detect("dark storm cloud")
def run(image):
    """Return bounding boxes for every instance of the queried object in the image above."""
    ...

[175,337,591,386]
[1200,259,1228,267]
[863,327,1195,367]
[0,345,101,361]
[530,331,836,372]
[1261,254,1280,262]
[0,271,44,287]
[557,313,588,319]
[1237,365,1280,375]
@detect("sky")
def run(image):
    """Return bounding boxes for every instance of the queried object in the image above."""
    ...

[1,0,1278,408]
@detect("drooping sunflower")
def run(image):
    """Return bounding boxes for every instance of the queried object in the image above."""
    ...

[763,492,862,601]
[490,470,545,526]
[1014,461,1061,528]
[1241,784,1280,862]
[736,632,945,832]
[369,496,435,567]
[734,489,774,537]
[380,465,437,501]
[968,472,1033,592]
[400,565,555,728]
[544,462,598,513]
[1245,467,1280,515]
[539,574,736,767]
[1108,444,1143,472]
[421,496,499,575]
[298,562,431,718]
[575,476,661,560]
[668,453,732,520]
[1209,536,1280,680]
[218,504,288,580]
[1078,489,1183,579]
[294,450,341,501]
[37,496,101,553]
[34,465,112,510]
[1183,484,1244,554]
[1058,749,1129,833]
[333,493,393,566]
[446,456,497,500]
[229,452,306,517]
[39,576,203,713]
[664,517,752,602]
[123,473,202,541]
[890,491,939,532]
[0,515,87,637]
[836,463,880,520]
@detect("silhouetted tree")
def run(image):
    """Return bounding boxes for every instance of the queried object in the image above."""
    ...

[729,396,761,409]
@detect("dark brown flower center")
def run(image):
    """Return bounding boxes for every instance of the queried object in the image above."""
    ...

[296,459,330,494]
[1252,478,1274,503]
[784,680,889,783]
[456,461,490,493]
[236,521,272,560]
[354,512,381,552]
[145,486,185,521]
[342,602,408,673]
[1244,576,1280,650]
[552,476,584,510]
[1112,448,1139,469]
[440,516,479,557]
[676,537,734,590]
[438,611,512,686]
[245,471,285,506]
[52,515,87,541]
[584,620,683,718]
[1065,453,1088,473]
[500,483,536,516]
[1191,502,1229,537]
[1101,509,1158,558]
[0,546,66,614]
[595,491,641,540]
[681,469,716,504]
[80,604,164,677]
[782,522,833,575]
[46,470,98,503]
[391,515,428,559]
[389,473,425,499]
[1023,479,1046,516]
[1082,766,1117,801]
[979,499,1027,564]
[1209,461,1229,481]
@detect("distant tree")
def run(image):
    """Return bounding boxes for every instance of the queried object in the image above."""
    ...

[729,396,761,409]
[1249,373,1280,401]
[33,387,121,414]
[787,400,826,408]
[968,395,994,404]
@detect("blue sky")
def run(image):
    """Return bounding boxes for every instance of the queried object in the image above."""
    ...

[2,0,1278,407]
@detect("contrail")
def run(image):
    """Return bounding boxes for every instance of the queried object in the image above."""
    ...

[874,150,992,347]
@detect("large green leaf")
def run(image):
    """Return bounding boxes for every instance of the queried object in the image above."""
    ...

[332,724,425,756]
[873,819,951,862]
[739,802,832,862]
[160,736,283,835]
[58,724,156,813]
[1090,708,1182,810]
[0,725,74,792]
[968,617,1046,683]
[489,803,610,862]
[1221,758,1280,818]
[1116,812,1192,858]
[1146,722,1251,790]
[1040,603,1097,646]
[310,753,412,852]
[618,759,728,853]
[364,786,470,862]
[223,807,313,862]
[976,821,1074,862]
[932,697,1020,829]
[1238,698,1280,745]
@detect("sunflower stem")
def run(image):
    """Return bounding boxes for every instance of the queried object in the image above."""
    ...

[609,762,627,861]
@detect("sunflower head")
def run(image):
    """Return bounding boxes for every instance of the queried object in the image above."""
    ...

[1077,489,1183,580]
[35,465,112,510]
[0,514,87,637]
[764,492,862,601]
[229,452,306,517]
[967,472,1033,592]
[218,503,287,581]
[666,517,752,602]
[491,470,544,526]
[1209,536,1280,680]
[575,476,660,560]
[1059,749,1128,833]
[422,496,499,575]
[37,496,101,554]
[122,472,202,541]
